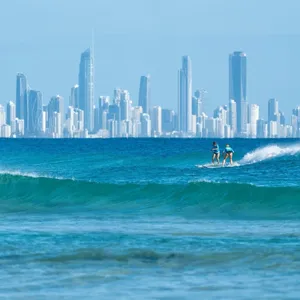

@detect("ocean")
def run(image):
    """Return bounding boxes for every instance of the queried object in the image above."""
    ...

[0,138,300,299]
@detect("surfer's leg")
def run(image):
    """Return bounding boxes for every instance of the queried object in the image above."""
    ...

[212,154,215,164]
[229,153,233,165]
[222,154,228,166]
[217,153,220,164]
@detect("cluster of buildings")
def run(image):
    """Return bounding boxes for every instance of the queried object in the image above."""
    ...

[1,49,300,138]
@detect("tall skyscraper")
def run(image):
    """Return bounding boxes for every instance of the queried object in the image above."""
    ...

[78,48,94,132]
[138,75,150,114]
[249,104,259,137]
[16,73,27,120]
[152,106,162,135]
[268,98,279,122]
[120,90,130,121]
[178,56,192,133]
[48,95,64,136]
[229,99,237,135]
[229,51,247,136]
[141,113,151,137]
[162,109,175,133]
[0,105,6,128]
[7,101,16,133]
[27,90,43,135]
[70,84,79,108]
[192,90,203,117]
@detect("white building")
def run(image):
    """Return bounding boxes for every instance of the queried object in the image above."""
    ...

[141,113,151,137]
[249,104,259,138]
[1,124,11,138]
[152,106,162,136]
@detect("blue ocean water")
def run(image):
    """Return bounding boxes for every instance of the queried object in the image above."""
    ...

[0,138,300,299]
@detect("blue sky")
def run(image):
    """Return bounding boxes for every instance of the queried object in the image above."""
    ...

[1,0,300,118]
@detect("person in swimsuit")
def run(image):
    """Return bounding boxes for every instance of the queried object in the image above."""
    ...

[211,141,220,164]
[222,144,234,166]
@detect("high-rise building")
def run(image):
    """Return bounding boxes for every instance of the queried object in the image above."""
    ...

[1,124,11,138]
[0,105,6,128]
[141,113,151,137]
[53,112,62,138]
[229,99,237,136]
[192,90,203,117]
[7,101,16,133]
[178,56,192,133]
[15,118,25,136]
[70,84,79,108]
[120,90,130,121]
[95,96,109,131]
[78,48,94,132]
[229,51,247,136]
[152,106,162,136]
[257,119,268,138]
[268,98,279,122]
[162,109,175,133]
[269,121,278,138]
[249,104,259,138]
[279,111,285,125]
[27,90,43,135]
[16,73,28,120]
[48,95,64,136]
[138,75,150,114]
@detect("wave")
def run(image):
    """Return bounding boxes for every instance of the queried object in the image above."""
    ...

[36,247,300,270]
[0,172,299,219]
[239,144,300,165]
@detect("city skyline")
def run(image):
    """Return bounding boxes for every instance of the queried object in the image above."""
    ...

[0,46,300,138]
[4,43,300,123]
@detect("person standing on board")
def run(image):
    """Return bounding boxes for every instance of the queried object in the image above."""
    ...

[222,144,234,166]
[211,141,220,164]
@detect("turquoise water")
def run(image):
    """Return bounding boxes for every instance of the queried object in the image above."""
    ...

[0,139,300,299]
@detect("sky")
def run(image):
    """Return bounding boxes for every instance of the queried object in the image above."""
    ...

[1,0,300,119]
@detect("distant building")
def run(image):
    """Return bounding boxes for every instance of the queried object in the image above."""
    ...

[138,75,150,114]
[229,51,247,136]
[178,56,192,133]
[78,48,94,132]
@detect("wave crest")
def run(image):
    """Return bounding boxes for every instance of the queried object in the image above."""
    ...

[239,144,300,165]
[0,172,299,219]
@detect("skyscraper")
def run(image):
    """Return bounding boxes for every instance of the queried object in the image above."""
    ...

[249,104,259,137]
[141,113,151,137]
[152,106,162,135]
[229,51,247,136]
[162,109,175,133]
[0,105,6,128]
[268,98,279,122]
[48,95,64,136]
[178,56,192,133]
[138,75,150,114]
[120,90,130,121]
[192,90,203,117]
[70,84,79,108]
[16,73,27,120]
[7,101,16,133]
[229,99,237,135]
[27,90,43,135]
[78,48,94,132]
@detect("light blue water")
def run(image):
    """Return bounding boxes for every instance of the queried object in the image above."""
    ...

[0,138,300,299]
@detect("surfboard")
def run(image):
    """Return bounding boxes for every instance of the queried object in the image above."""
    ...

[196,162,239,169]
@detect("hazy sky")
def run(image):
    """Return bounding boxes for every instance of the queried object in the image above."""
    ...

[1,0,300,118]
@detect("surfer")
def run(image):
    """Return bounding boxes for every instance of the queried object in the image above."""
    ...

[211,141,220,164]
[222,144,234,166]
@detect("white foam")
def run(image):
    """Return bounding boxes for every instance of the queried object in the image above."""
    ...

[239,144,300,165]
[0,170,67,181]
